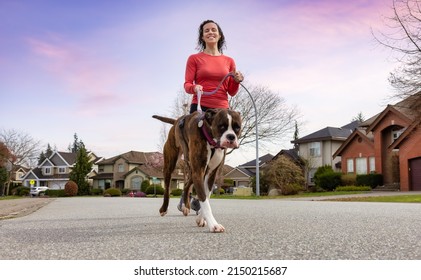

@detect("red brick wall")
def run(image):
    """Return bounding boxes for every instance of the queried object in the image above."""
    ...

[340,135,375,173]
[397,128,421,191]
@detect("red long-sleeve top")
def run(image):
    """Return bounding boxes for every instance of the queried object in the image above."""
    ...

[184,52,240,109]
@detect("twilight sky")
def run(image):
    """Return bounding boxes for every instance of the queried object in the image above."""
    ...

[0,0,398,166]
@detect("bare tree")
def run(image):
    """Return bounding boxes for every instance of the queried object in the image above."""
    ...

[0,128,41,195]
[372,0,421,114]
[229,83,300,150]
[162,84,300,153]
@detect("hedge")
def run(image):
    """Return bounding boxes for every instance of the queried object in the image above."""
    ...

[356,174,383,188]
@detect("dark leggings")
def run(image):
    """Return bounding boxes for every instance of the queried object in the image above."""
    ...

[190,104,211,114]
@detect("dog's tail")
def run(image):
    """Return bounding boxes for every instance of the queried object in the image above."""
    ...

[152,115,176,125]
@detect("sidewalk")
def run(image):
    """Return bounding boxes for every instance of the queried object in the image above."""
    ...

[0,198,54,220]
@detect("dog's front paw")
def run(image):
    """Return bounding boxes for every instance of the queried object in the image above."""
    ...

[182,206,190,216]
[196,216,207,227]
[159,210,167,217]
[210,224,225,233]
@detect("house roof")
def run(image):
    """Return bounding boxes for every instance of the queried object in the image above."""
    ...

[56,152,77,165]
[98,150,163,166]
[366,105,413,133]
[272,149,304,166]
[239,153,274,168]
[360,93,420,129]
[388,119,421,151]
[333,129,374,158]
[292,121,359,144]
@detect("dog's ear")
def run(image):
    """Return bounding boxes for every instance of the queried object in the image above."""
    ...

[204,109,217,123]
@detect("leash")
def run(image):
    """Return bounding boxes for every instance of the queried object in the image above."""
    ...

[196,72,235,113]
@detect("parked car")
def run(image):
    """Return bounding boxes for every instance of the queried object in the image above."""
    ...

[30,186,48,197]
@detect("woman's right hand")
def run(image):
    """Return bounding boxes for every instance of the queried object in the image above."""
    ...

[194,85,203,93]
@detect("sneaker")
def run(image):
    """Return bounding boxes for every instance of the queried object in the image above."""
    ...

[177,194,183,212]
[190,197,201,212]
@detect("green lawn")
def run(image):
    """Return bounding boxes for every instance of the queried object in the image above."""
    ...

[327,195,421,203]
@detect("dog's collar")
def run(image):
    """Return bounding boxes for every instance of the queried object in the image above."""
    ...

[198,113,225,149]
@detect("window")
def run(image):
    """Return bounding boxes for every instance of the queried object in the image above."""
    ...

[369,157,375,173]
[58,167,66,174]
[347,159,354,173]
[356,157,367,174]
[118,164,124,172]
[392,127,405,142]
[44,167,51,175]
[309,142,321,157]
[131,177,142,190]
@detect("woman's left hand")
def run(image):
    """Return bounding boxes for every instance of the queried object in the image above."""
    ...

[233,70,244,83]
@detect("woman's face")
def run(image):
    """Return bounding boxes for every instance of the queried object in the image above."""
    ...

[202,22,220,45]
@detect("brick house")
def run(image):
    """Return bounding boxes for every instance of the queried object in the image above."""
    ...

[333,95,421,191]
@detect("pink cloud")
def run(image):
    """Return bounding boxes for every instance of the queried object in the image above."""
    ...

[25,35,124,114]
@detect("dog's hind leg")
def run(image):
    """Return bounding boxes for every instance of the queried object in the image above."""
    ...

[159,129,179,216]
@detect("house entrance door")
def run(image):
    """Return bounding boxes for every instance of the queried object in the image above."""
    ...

[409,157,421,191]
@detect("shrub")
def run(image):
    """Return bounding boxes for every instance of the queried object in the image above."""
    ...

[356,174,383,188]
[336,186,372,192]
[104,188,122,197]
[145,185,164,195]
[121,188,131,195]
[171,188,183,196]
[317,172,342,191]
[13,186,30,196]
[263,156,305,195]
[45,189,66,197]
[314,165,334,187]
[91,188,104,196]
[341,174,357,186]
[213,187,225,195]
[251,173,271,195]
[64,180,78,197]
[133,191,146,197]
[141,180,150,193]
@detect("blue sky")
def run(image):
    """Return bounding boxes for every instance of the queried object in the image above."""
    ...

[0,0,397,166]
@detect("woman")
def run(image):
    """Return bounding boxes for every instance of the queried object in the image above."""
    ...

[184,19,244,113]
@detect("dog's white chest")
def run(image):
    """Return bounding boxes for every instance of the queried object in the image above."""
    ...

[207,148,224,173]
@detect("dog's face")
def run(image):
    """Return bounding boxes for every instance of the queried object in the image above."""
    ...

[205,109,242,149]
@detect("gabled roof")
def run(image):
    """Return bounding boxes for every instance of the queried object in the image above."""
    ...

[333,129,374,158]
[98,151,163,166]
[224,167,251,179]
[272,149,304,166]
[292,121,359,144]
[239,153,274,168]
[366,105,413,133]
[388,119,421,151]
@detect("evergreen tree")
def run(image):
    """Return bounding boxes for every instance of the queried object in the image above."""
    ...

[69,144,92,195]
[293,121,299,151]
[38,143,54,165]
[69,133,84,153]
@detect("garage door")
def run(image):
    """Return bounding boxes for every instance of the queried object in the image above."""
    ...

[409,157,421,191]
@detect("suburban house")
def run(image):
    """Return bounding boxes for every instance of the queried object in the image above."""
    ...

[90,150,185,191]
[333,94,421,191]
[291,121,360,185]
[22,151,101,189]
[10,165,29,185]
[224,153,274,189]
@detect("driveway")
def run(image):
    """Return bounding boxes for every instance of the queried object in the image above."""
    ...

[0,196,420,259]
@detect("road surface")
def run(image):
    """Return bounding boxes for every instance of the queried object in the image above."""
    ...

[1,196,420,259]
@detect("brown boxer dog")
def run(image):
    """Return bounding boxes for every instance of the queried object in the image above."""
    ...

[152,109,241,233]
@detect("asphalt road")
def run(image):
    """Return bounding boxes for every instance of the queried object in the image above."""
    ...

[1,196,420,260]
